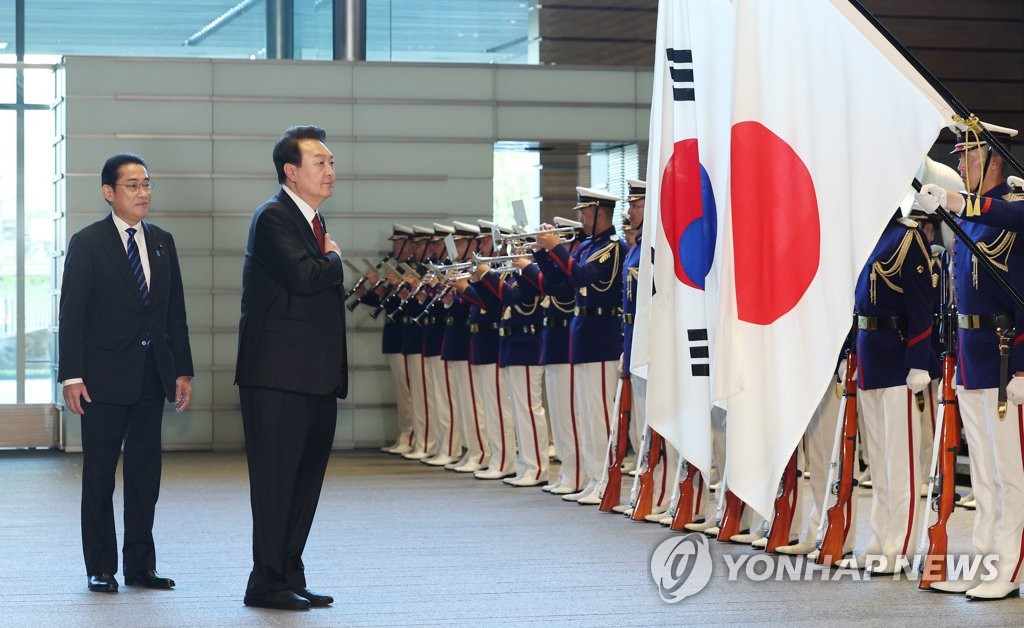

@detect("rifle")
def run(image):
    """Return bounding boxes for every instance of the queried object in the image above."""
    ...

[765,449,800,552]
[599,376,631,512]
[917,352,959,588]
[716,488,746,542]
[816,349,859,565]
[669,459,700,531]
[919,256,960,590]
[630,426,664,521]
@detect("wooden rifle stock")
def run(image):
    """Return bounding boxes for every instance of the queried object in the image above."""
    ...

[669,461,700,531]
[716,490,746,541]
[765,450,800,552]
[599,377,632,512]
[817,352,858,565]
[919,352,960,589]
[630,429,664,521]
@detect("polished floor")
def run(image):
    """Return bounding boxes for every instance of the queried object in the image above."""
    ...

[0,449,1020,626]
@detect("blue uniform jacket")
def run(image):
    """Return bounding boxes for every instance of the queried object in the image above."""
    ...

[481,271,542,367]
[952,182,1024,389]
[536,226,626,364]
[441,294,471,362]
[622,235,642,373]
[854,217,938,390]
[519,263,574,366]
[461,282,501,366]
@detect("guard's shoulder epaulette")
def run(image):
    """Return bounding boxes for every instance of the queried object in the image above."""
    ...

[895,217,919,228]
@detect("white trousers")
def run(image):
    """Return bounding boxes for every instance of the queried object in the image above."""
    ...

[387,353,414,448]
[573,360,618,486]
[449,360,488,466]
[429,357,461,458]
[546,364,582,490]
[474,363,515,474]
[800,383,855,552]
[420,355,448,457]
[859,385,922,562]
[957,387,1024,582]
[407,354,429,454]
[504,365,549,481]
[919,379,939,487]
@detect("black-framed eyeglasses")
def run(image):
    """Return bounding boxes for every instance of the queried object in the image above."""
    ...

[114,181,155,193]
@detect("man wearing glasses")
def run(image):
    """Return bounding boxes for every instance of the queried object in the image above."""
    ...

[58,152,194,594]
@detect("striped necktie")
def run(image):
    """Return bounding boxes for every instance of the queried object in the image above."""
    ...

[125,227,150,306]
[312,213,326,253]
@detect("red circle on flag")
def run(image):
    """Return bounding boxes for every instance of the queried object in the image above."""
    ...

[730,121,819,325]
[661,138,704,288]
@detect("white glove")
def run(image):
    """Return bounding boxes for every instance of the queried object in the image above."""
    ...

[837,359,856,383]
[906,368,931,393]
[1008,376,1024,405]
[914,184,946,214]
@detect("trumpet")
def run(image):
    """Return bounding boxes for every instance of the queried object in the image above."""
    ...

[471,252,533,266]
[494,225,578,248]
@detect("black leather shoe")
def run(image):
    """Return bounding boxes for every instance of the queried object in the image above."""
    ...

[243,590,311,611]
[88,573,119,593]
[290,587,334,607]
[125,570,175,589]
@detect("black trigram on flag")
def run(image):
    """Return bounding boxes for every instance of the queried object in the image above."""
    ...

[687,328,710,377]
[666,48,695,102]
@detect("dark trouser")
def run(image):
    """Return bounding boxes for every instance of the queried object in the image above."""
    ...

[239,385,337,595]
[80,351,165,576]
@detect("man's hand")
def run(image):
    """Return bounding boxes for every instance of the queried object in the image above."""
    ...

[62,382,92,415]
[512,255,532,269]
[324,233,342,256]
[1008,375,1024,405]
[915,183,965,215]
[174,376,192,413]
[906,368,931,393]
[534,228,561,251]
[470,263,490,282]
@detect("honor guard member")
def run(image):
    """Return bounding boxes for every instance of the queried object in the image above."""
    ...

[442,221,490,473]
[420,224,462,467]
[398,225,435,460]
[916,121,1024,599]
[519,223,584,495]
[454,221,516,480]
[477,253,549,487]
[369,224,417,454]
[847,210,938,573]
[536,187,627,504]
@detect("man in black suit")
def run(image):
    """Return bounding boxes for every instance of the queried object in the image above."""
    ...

[58,152,194,594]
[236,125,348,611]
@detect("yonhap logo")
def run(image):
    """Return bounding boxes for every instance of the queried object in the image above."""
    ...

[650,533,713,602]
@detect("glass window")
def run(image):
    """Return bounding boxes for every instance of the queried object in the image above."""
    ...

[368,0,530,64]
[25,0,266,59]
[295,0,334,60]
[0,110,15,402]
[24,54,59,105]
[0,0,13,58]
[24,108,55,402]
[494,144,540,227]
[0,55,14,103]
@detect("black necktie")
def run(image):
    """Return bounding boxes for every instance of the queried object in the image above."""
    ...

[126,227,150,306]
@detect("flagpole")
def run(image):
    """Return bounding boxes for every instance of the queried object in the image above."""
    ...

[845,0,1024,178]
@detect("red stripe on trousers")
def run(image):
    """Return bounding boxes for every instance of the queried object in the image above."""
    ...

[901,388,916,557]
[468,364,486,464]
